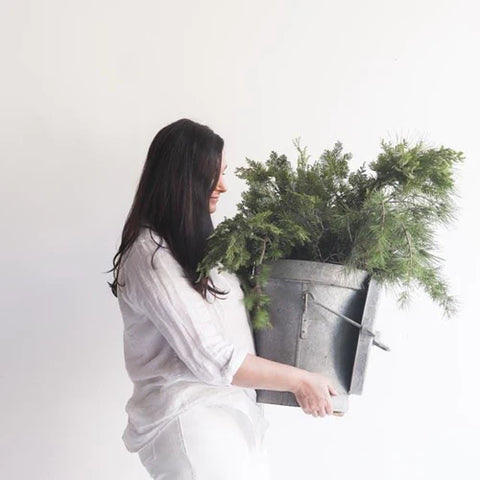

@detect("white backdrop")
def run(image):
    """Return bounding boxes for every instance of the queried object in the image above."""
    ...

[1,1,479,479]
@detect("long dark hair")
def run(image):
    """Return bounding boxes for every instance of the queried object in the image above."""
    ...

[107,118,228,300]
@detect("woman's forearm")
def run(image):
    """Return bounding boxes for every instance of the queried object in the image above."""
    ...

[231,353,306,393]
[232,353,340,418]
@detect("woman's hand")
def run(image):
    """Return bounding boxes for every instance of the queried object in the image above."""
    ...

[231,354,343,416]
[292,371,338,417]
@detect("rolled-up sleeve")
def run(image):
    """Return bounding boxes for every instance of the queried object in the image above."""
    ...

[122,239,249,387]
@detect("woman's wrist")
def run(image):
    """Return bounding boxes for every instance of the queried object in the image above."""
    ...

[288,367,310,394]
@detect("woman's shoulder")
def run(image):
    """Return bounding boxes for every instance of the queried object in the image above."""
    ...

[137,226,166,246]
[121,227,171,271]
[120,228,184,288]
[133,227,171,256]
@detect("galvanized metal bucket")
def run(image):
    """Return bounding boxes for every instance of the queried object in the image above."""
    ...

[253,259,387,413]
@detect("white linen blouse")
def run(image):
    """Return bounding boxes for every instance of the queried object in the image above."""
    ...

[116,227,268,452]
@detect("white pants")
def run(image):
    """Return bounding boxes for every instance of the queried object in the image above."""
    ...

[137,403,271,480]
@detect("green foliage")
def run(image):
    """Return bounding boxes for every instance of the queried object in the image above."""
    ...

[197,138,464,329]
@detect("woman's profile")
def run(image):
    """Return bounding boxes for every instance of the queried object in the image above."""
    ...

[108,118,337,479]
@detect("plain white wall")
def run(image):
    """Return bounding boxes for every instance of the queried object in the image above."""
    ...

[1,1,479,478]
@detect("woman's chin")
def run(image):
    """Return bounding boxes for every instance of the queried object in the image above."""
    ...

[209,199,219,213]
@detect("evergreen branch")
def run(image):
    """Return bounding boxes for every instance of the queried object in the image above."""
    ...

[201,137,463,326]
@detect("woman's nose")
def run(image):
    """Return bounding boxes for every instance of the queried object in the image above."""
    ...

[216,175,227,193]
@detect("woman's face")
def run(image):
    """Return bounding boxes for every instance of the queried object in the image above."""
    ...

[209,153,228,214]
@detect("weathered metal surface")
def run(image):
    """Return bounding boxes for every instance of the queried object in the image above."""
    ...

[253,259,383,413]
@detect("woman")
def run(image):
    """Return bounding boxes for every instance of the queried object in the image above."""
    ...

[108,118,337,479]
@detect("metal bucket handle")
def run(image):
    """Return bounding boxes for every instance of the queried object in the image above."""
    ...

[302,291,390,352]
